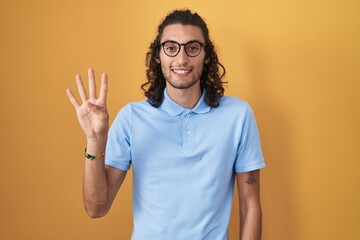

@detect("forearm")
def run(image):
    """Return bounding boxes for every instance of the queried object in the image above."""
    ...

[83,137,109,217]
[240,204,262,240]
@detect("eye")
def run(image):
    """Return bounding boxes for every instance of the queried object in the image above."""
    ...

[164,43,178,53]
[166,46,176,52]
[186,43,201,53]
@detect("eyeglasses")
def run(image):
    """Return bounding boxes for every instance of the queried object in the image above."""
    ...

[161,40,206,57]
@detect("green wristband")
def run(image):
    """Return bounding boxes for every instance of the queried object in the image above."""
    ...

[84,148,105,160]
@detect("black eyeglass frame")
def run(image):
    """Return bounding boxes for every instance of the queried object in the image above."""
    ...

[161,40,206,57]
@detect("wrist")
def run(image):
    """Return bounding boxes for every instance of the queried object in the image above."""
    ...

[86,134,108,144]
[86,136,107,155]
[84,148,105,160]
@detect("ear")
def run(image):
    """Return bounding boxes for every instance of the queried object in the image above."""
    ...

[155,58,161,64]
[204,58,210,64]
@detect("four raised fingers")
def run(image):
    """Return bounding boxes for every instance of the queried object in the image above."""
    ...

[69,68,107,106]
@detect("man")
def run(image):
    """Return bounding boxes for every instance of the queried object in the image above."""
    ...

[67,9,265,240]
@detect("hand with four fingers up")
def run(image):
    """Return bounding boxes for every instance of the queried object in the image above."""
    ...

[66,68,109,142]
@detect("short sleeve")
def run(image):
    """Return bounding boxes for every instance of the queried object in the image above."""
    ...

[105,104,132,171]
[234,102,265,173]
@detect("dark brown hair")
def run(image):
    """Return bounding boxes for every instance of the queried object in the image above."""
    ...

[142,9,226,107]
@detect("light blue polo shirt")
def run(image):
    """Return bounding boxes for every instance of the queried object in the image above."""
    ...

[105,89,265,240]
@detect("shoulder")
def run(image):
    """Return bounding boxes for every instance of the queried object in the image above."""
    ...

[116,100,152,114]
[220,95,247,106]
[217,96,252,113]
[213,96,258,124]
[111,100,150,125]
[124,99,151,109]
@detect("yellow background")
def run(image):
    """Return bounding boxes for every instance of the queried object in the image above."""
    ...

[0,0,359,239]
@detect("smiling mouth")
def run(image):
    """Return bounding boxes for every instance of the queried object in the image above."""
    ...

[172,69,192,75]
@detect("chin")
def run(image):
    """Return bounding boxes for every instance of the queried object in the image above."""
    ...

[166,78,200,90]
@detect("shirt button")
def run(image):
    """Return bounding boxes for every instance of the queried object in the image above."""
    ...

[186,113,191,117]
[186,130,191,135]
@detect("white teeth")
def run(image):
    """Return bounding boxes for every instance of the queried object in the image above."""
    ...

[173,69,191,74]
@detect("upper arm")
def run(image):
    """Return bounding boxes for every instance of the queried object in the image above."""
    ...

[105,165,127,207]
[237,170,261,207]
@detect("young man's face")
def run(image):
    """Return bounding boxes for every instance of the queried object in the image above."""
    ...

[159,24,207,91]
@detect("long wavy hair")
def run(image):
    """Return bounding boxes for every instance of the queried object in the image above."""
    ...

[142,9,226,108]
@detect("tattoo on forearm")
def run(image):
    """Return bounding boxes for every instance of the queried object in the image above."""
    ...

[245,171,257,185]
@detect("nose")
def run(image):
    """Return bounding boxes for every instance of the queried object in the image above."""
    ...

[175,46,190,65]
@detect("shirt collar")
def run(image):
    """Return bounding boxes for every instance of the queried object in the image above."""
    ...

[159,88,211,117]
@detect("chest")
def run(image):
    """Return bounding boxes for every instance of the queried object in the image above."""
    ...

[129,109,243,175]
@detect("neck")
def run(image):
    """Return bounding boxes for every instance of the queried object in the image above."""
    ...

[166,86,202,109]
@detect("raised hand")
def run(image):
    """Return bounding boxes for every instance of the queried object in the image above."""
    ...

[66,68,109,141]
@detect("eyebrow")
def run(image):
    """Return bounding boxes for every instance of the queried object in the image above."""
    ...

[161,39,203,44]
